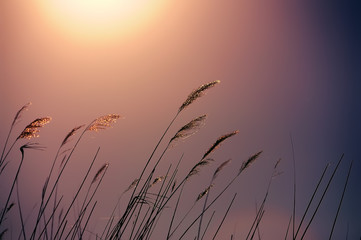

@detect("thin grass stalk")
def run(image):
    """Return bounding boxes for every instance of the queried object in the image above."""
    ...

[101,193,124,240]
[328,160,353,240]
[147,161,180,240]
[0,102,31,166]
[200,211,216,240]
[147,171,226,239]
[132,207,152,240]
[37,196,64,240]
[66,164,108,240]
[245,193,268,240]
[284,215,292,240]
[299,154,345,240]
[114,196,140,239]
[198,159,231,240]
[123,155,179,240]
[129,123,190,234]
[41,126,84,231]
[101,179,139,240]
[104,216,116,240]
[50,184,60,240]
[250,210,265,240]
[0,144,27,225]
[135,167,173,240]
[177,176,238,240]
[294,164,330,238]
[58,221,67,240]
[246,158,280,240]
[115,176,153,239]
[40,209,49,240]
[113,81,219,238]
[146,209,165,240]
[79,201,97,240]
[110,112,179,239]
[0,117,16,165]
[129,159,171,238]
[0,140,18,173]
[290,134,296,240]
[177,158,257,240]
[34,114,116,239]
[143,174,176,239]
[166,184,186,239]
[30,130,88,240]
[169,201,196,238]
[211,193,237,240]
[161,151,262,240]
[53,148,100,240]
[16,181,26,240]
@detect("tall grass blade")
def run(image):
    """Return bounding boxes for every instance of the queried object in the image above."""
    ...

[211,193,237,240]
[328,160,353,240]
[299,154,345,240]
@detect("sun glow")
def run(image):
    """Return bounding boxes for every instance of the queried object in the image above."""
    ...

[38,0,166,41]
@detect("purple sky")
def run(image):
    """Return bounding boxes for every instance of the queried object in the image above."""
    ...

[1,0,360,239]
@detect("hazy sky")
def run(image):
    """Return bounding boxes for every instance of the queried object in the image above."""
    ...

[1,0,360,239]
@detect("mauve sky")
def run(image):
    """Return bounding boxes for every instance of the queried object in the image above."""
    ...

[0,0,360,239]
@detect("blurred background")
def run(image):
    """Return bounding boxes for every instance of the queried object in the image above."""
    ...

[1,0,360,239]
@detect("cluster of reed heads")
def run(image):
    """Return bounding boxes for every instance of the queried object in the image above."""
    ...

[0,81,354,239]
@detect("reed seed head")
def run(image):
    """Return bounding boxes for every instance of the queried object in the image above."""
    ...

[169,115,207,146]
[202,130,239,160]
[91,162,109,184]
[61,125,84,147]
[196,184,214,202]
[239,151,263,175]
[124,178,139,193]
[179,80,220,113]
[17,117,51,140]
[187,158,214,180]
[150,176,166,188]
[213,159,232,180]
[12,102,31,126]
[87,114,121,132]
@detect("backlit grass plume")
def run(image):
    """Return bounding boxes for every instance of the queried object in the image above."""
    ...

[239,151,263,175]
[17,117,51,140]
[12,102,31,127]
[124,178,140,194]
[196,184,214,202]
[178,80,220,112]
[187,158,214,180]
[150,176,166,188]
[92,163,109,184]
[213,159,232,180]
[86,114,121,132]
[169,115,207,146]
[202,130,239,160]
[61,125,84,147]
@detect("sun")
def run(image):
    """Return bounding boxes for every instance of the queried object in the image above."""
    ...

[38,0,166,41]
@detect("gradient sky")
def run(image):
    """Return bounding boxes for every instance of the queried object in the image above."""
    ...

[1,0,360,239]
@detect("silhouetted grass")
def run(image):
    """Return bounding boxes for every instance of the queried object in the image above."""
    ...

[0,81,354,240]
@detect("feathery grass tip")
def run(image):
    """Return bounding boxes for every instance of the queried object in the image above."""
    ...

[187,158,214,180]
[61,125,84,147]
[202,130,239,160]
[17,117,51,139]
[213,159,232,180]
[87,114,121,132]
[196,184,214,202]
[92,163,109,184]
[239,151,263,175]
[169,115,207,145]
[179,80,220,112]
[12,102,31,126]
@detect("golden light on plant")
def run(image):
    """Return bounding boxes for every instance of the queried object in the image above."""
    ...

[37,0,167,40]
